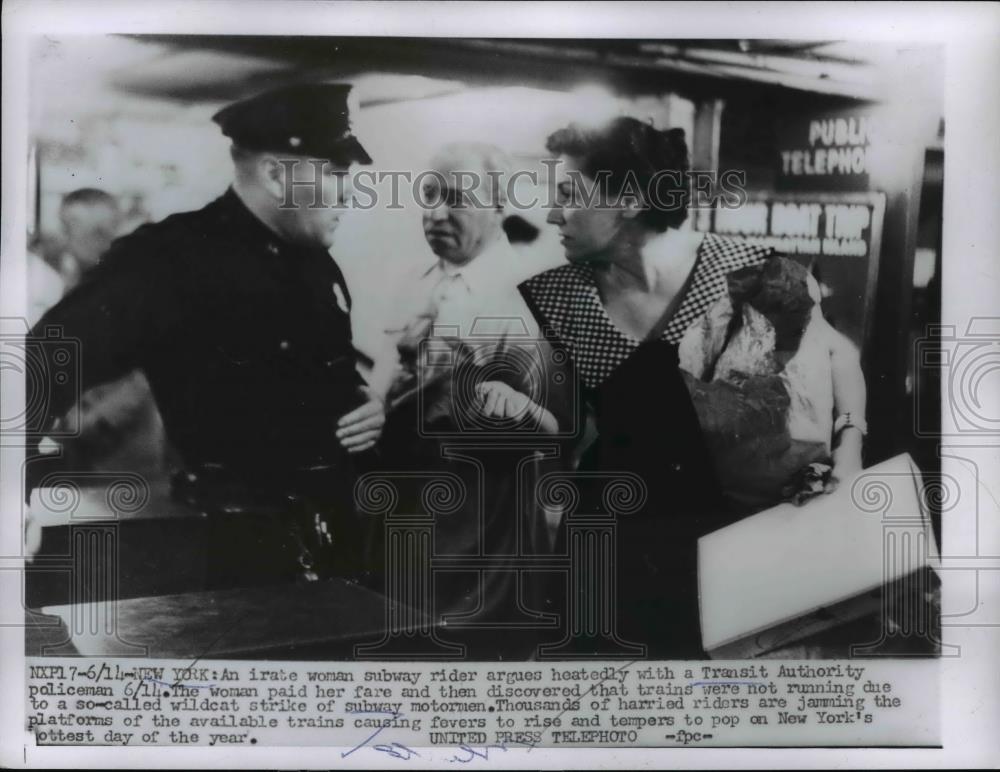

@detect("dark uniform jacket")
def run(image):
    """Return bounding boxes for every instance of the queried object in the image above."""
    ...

[29,188,366,489]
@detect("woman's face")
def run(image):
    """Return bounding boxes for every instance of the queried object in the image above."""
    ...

[546,154,626,263]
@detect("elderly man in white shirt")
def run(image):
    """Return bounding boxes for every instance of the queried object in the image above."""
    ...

[372,142,571,658]
[373,142,559,429]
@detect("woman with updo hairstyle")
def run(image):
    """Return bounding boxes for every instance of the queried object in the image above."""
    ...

[513,116,867,658]
[514,116,771,658]
[513,117,772,658]
[542,119,693,235]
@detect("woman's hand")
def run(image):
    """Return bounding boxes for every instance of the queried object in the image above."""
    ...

[475,381,532,421]
[827,435,863,494]
[473,381,560,434]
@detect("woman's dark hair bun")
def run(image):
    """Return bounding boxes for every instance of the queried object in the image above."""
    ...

[662,127,689,159]
[664,127,687,146]
[546,115,692,231]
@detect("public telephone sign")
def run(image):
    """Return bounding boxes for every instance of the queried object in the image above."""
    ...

[776,107,880,191]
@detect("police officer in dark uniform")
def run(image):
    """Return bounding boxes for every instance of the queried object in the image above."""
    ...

[27,84,386,589]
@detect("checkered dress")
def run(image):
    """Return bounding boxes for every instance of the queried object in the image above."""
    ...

[519,233,774,389]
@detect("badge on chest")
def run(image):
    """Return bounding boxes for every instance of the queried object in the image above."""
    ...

[332,282,350,314]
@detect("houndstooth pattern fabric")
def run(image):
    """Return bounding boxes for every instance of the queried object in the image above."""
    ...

[520,233,774,389]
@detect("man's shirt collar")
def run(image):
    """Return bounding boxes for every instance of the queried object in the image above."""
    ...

[420,234,517,297]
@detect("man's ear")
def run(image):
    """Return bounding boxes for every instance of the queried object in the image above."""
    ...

[257,155,288,202]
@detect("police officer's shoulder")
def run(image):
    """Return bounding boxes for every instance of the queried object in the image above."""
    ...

[98,197,229,275]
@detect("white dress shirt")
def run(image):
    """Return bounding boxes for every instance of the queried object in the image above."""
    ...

[371,234,542,400]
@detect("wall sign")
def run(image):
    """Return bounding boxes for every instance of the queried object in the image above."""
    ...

[775,106,881,192]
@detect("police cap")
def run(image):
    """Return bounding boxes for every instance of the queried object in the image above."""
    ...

[212,83,372,165]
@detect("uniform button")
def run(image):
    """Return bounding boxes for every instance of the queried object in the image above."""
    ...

[279,340,290,351]
[267,243,280,256]
[325,360,334,367]
[671,462,682,472]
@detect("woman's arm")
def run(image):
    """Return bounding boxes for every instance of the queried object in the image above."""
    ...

[829,327,867,481]
[475,380,560,433]
[469,289,575,436]
[473,332,570,435]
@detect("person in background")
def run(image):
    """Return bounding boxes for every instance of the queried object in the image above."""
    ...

[26,188,120,326]
[372,142,570,658]
[27,84,385,590]
[37,188,170,482]
[56,188,122,290]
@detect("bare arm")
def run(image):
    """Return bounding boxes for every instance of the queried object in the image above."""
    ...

[471,294,573,435]
[829,327,867,479]
[475,336,566,435]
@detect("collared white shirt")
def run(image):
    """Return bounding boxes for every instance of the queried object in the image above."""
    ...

[371,234,541,400]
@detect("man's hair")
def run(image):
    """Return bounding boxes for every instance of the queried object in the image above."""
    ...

[546,116,690,231]
[431,142,513,209]
[60,188,118,211]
